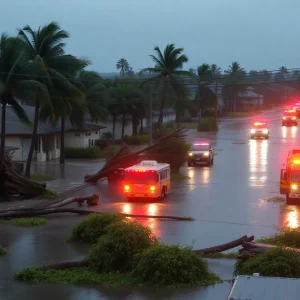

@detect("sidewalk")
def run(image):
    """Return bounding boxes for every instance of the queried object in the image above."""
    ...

[31,158,106,194]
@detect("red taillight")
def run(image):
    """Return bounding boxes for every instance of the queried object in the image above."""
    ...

[150,186,155,191]
[124,185,130,191]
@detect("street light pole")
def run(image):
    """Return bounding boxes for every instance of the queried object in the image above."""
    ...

[148,86,153,146]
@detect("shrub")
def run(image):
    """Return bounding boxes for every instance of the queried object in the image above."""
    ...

[0,245,7,256]
[132,244,221,287]
[257,228,300,248]
[65,147,103,159]
[86,220,158,272]
[234,247,300,278]
[123,135,149,145]
[146,138,190,172]
[68,213,125,243]
[95,139,122,149]
[197,118,218,132]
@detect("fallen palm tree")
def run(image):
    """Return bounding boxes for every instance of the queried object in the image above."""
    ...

[84,127,188,183]
[0,156,46,199]
[238,241,300,259]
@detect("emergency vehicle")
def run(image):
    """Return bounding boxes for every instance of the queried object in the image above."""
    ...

[282,109,297,126]
[187,142,214,166]
[123,160,170,201]
[250,122,269,139]
[292,101,300,119]
[280,151,300,204]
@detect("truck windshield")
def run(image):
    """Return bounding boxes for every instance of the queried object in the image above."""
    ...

[191,144,209,151]
[291,170,300,182]
[124,171,159,184]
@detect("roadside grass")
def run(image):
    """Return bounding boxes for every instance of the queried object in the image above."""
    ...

[223,111,262,118]
[257,228,300,248]
[181,122,198,129]
[3,217,48,227]
[41,190,58,200]
[171,172,190,180]
[0,245,7,256]
[30,174,55,182]
[202,252,238,259]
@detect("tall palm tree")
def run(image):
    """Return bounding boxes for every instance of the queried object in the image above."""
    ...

[223,61,246,112]
[140,43,190,125]
[0,34,48,161]
[116,58,130,77]
[18,22,85,173]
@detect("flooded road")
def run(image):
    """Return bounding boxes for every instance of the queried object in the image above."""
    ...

[1,109,299,299]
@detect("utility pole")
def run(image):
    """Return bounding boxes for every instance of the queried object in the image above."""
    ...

[148,85,153,146]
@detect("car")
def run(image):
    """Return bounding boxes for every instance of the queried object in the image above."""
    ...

[187,143,214,166]
[250,122,269,139]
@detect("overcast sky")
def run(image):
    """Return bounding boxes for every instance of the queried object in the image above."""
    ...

[2,0,300,73]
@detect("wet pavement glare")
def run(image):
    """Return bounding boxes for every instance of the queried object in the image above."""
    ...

[1,109,299,299]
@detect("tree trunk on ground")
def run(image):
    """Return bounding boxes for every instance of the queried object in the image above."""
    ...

[25,100,39,178]
[0,102,6,161]
[193,235,254,255]
[121,113,125,138]
[60,117,65,165]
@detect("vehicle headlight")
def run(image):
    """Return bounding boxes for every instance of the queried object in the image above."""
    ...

[263,129,268,134]
[293,117,297,120]
[203,152,209,156]
[250,129,255,134]
[291,184,297,190]
[188,153,193,156]
[283,117,286,120]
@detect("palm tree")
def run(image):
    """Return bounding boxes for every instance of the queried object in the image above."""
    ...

[194,64,216,114]
[18,22,85,173]
[116,58,130,77]
[140,43,190,125]
[0,34,48,161]
[223,61,247,112]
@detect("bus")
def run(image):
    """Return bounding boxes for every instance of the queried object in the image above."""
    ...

[123,160,170,201]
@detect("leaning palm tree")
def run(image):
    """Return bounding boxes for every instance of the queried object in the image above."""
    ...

[116,58,130,77]
[18,22,85,172]
[140,43,190,125]
[0,34,48,161]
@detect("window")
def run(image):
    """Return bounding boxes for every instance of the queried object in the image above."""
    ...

[74,133,80,137]
[85,133,91,137]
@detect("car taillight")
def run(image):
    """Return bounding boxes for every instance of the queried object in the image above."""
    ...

[124,185,130,191]
[293,117,296,120]
[283,117,286,119]
[150,186,155,191]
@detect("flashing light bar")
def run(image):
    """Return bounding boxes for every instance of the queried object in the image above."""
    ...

[194,143,209,145]
[253,122,266,126]
[125,169,155,172]
[284,109,296,113]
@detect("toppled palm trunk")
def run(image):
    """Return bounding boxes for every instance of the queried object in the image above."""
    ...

[194,235,254,255]
[0,156,46,199]
[84,128,188,183]
[238,241,300,260]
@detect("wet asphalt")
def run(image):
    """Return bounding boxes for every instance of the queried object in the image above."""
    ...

[1,108,298,300]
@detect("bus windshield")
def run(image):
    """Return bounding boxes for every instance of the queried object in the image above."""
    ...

[124,171,159,184]
[291,170,300,182]
[191,144,209,151]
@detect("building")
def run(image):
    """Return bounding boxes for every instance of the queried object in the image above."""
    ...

[236,87,264,110]
[1,105,106,162]
[85,108,176,139]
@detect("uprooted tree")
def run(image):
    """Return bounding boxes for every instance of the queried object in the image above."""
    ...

[84,127,189,183]
[0,155,46,199]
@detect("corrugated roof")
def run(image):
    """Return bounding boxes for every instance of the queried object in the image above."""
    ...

[228,275,300,300]
[1,105,105,135]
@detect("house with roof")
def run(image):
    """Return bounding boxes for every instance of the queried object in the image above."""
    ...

[236,87,264,110]
[1,105,106,162]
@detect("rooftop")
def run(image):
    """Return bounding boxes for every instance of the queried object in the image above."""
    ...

[1,105,106,135]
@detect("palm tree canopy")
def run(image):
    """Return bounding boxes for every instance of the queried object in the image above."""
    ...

[116,58,130,76]
[140,43,189,78]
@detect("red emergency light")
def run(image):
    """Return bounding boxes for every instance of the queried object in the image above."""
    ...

[194,143,209,145]
[125,169,155,173]
[284,109,296,113]
[253,122,267,126]
[293,159,300,165]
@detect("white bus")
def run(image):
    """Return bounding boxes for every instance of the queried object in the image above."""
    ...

[123,160,170,201]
